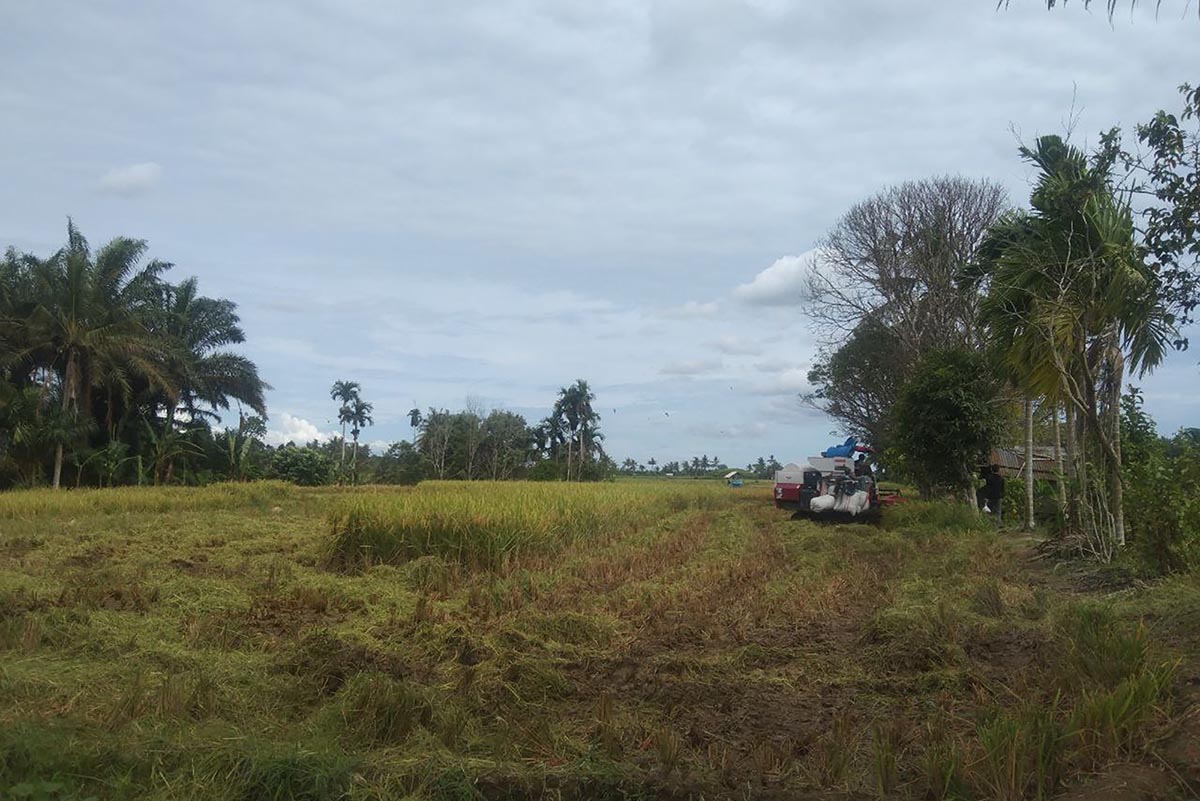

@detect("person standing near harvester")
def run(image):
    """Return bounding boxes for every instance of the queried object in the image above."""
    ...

[984,464,1005,525]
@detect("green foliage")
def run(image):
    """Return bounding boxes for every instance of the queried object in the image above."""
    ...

[1122,388,1200,573]
[1131,82,1200,329]
[0,225,267,490]
[1002,477,1062,526]
[893,349,1003,498]
[921,735,966,801]
[374,441,424,486]
[1068,662,1175,769]
[806,315,909,453]
[269,447,334,487]
[526,459,561,481]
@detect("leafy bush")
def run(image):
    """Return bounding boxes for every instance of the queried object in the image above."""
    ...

[1121,389,1200,573]
[374,441,424,486]
[893,349,1003,498]
[1001,478,1062,525]
[269,447,333,487]
[526,459,562,481]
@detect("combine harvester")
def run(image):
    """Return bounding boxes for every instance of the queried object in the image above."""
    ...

[773,437,898,523]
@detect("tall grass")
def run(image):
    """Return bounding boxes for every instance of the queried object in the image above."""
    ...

[882,500,993,536]
[325,481,733,570]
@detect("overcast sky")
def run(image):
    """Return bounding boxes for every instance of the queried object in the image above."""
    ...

[2,1,1196,465]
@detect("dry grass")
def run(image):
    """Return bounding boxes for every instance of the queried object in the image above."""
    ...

[0,480,1194,801]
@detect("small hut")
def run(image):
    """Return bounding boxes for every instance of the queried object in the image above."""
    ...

[724,470,744,488]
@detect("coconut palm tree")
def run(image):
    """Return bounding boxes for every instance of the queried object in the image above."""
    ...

[408,407,422,443]
[348,395,374,483]
[970,136,1174,554]
[554,379,599,481]
[330,380,360,466]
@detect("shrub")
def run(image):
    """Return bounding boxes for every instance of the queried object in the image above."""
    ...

[269,447,333,487]
[893,349,1003,498]
[1122,390,1200,574]
[375,442,424,486]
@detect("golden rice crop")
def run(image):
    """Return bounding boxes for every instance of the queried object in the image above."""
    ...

[0,481,297,519]
[326,480,733,570]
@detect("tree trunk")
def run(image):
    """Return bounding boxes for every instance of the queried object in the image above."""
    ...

[52,444,64,490]
[1024,397,1035,532]
[1108,348,1126,548]
[52,351,79,490]
[1053,403,1067,514]
[340,422,347,466]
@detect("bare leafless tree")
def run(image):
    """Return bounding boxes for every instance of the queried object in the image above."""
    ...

[805,176,1009,357]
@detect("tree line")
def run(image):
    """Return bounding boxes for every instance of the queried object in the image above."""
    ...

[0,225,621,488]
[804,83,1199,569]
[0,223,268,490]
[615,454,784,479]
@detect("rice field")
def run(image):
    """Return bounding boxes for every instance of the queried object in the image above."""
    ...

[0,480,1197,801]
[326,481,734,569]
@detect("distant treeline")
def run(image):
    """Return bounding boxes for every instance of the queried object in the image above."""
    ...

[617,455,784,479]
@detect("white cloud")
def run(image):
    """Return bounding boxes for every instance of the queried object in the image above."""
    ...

[659,358,723,376]
[663,300,720,318]
[710,334,762,356]
[750,367,811,396]
[97,162,162,195]
[734,251,821,307]
[264,412,333,446]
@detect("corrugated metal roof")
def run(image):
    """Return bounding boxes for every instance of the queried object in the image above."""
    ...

[989,447,1064,479]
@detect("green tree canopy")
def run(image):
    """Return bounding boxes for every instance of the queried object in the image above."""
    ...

[893,349,1004,500]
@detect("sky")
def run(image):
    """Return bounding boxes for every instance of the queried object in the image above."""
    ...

[2,1,1197,466]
